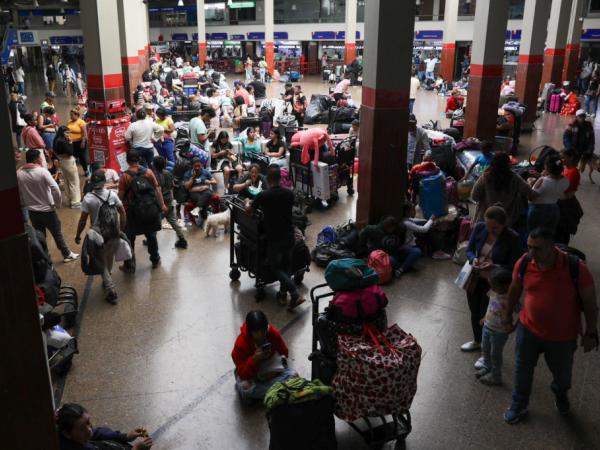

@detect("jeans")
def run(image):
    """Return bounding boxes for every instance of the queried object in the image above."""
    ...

[391,245,422,272]
[584,95,598,115]
[409,99,415,114]
[17,81,25,95]
[426,71,434,80]
[267,241,299,301]
[511,322,577,410]
[155,139,175,171]
[246,68,253,81]
[29,210,72,258]
[125,224,160,264]
[527,203,559,234]
[417,71,426,82]
[14,128,22,148]
[164,202,185,240]
[481,325,509,379]
[259,67,266,83]
[42,132,56,151]
[235,367,297,401]
[102,238,119,293]
[135,146,155,168]
[466,277,490,343]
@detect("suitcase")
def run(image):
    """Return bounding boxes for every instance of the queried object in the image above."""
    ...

[430,141,456,177]
[294,162,338,201]
[445,177,459,205]
[419,173,448,219]
[322,69,332,81]
[289,71,301,82]
[267,395,337,450]
[239,116,261,133]
[542,82,555,111]
[549,93,562,113]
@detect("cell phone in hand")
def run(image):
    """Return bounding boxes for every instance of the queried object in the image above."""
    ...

[261,342,272,352]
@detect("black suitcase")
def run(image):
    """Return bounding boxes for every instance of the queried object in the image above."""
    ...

[430,141,456,177]
[239,116,261,133]
[267,396,337,450]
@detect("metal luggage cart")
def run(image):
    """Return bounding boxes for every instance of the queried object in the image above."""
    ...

[333,136,357,196]
[227,197,309,301]
[309,284,412,450]
[289,146,340,211]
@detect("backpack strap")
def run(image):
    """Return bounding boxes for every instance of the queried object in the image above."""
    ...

[567,254,581,305]
[92,191,110,205]
[518,254,532,285]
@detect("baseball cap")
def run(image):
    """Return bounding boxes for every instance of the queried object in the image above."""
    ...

[45,91,56,97]
[576,109,586,117]
[408,113,417,123]
[90,170,106,189]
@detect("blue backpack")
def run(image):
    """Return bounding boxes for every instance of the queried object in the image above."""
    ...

[317,226,338,245]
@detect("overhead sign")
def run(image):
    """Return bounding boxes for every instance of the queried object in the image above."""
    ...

[247,32,265,40]
[582,29,600,40]
[274,32,289,40]
[171,33,189,41]
[511,30,521,40]
[335,31,361,40]
[231,34,245,40]
[1,28,18,65]
[49,35,83,45]
[312,31,336,40]
[209,33,228,40]
[415,30,443,40]
[19,31,36,44]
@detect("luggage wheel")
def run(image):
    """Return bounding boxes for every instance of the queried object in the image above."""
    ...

[229,268,241,281]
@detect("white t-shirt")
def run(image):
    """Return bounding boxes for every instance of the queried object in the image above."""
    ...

[105,168,120,188]
[81,189,123,227]
[125,120,164,149]
[14,67,25,82]
[531,176,569,205]
[425,58,438,72]
[334,79,351,94]
[410,76,421,100]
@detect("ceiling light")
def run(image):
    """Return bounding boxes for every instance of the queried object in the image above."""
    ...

[60,8,65,13]
[178,0,184,5]
[292,4,297,10]
[33,0,40,8]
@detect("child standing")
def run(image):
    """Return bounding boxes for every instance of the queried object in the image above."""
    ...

[476,268,514,385]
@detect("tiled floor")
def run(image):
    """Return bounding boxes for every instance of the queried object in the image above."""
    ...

[22,73,600,449]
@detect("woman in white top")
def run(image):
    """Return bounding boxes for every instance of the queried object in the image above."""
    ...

[528,155,569,233]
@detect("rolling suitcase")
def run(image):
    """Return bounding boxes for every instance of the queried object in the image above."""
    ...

[549,93,562,113]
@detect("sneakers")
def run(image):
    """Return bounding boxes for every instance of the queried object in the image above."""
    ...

[151,258,161,269]
[475,368,490,379]
[461,341,481,352]
[474,356,486,370]
[394,268,404,279]
[503,406,528,424]
[479,373,502,386]
[554,393,570,415]
[63,252,80,263]
[70,202,81,209]
[432,250,452,260]
[105,290,118,305]
[174,238,188,249]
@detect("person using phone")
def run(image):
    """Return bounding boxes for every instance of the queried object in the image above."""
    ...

[231,310,297,403]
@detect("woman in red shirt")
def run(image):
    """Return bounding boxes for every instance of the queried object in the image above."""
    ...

[557,148,584,245]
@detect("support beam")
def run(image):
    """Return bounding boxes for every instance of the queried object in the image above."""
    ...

[197,0,207,67]
[541,0,574,87]
[464,0,510,140]
[440,0,459,81]
[356,0,415,227]
[562,0,585,84]
[516,0,551,128]
[345,0,358,65]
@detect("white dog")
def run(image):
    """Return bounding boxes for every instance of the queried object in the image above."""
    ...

[204,209,231,237]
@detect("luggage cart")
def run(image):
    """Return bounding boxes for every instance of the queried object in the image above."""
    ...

[309,284,412,450]
[227,197,310,301]
[289,145,340,210]
[332,135,357,195]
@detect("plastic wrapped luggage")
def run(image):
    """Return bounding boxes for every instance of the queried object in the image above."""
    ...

[429,140,456,177]
[331,324,422,421]
[419,173,448,219]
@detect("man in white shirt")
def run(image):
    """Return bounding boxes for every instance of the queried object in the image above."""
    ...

[333,73,351,101]
[75,170,126,304]
[410,70,421,114]
[14,66,25,95]
[124,109,164,167]
[17,149,79,263]
[424,55,438,80]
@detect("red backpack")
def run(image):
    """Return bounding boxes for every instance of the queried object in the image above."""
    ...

[327,284,388,322]
[368,250,393,284]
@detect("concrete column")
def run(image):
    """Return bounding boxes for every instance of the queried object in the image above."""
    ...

[440,0,460,81]
[562,0,585,83]
[463,0,510,140]
[357,0,415,227]
[264,0,274,74]
[515,0,551,127]
[345,0,358,64]
[117,0,150,106]
[433,0,441,20]
[541,0,573,87]
[0,74,59,450]
[197,0,207,67]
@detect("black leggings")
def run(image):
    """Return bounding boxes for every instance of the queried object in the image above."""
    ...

[466,277,490,343]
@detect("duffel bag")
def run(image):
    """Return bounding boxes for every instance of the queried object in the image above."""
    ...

[291,240,311,272]
[332,324,422,421]
[327,284,388,322]
[264,377,332,410]
[367,250,393,284]
[324,258,379,291]
[311,243,355,268]
[267,394,337,450]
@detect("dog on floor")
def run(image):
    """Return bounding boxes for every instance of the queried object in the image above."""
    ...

[204,208,230,237]
[580,153,600,184]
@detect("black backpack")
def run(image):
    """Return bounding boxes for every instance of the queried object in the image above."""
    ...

[93,192,120,240]
[126,168,162,234]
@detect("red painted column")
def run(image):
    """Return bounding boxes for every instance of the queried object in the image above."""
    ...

[356,1,415,227]
[440,43,456,81]
[198,42,207,67]
[345,43,356,65]
[540,0,573,89]
[464,64,504,139]
[562,0,585,84]
[541,48,566,86]
[516,54,544,125]
[562,43,580,84]
[265,42,275,74]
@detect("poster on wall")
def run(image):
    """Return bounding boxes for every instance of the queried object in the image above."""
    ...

[88,122,131,173]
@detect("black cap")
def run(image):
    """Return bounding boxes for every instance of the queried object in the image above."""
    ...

[45,91,56,98]
[408,114,417,123]
[90,170,106,189]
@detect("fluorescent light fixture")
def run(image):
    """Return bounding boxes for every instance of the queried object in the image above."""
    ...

[228,1,255,9]
[178,0,184,6]
[205,3,225,9]
[33,0,40,8]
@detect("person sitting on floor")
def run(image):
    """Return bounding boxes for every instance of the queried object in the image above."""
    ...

[359,215,406,262]
[210,130,243,190]
[445,89,464,116]
[401,201,451,266]
[231,310,298,403]
[263,129,288,167]
[56,403,153,450]
[232,163,267,200]
[560,87,581,116]
[183,157,217,227]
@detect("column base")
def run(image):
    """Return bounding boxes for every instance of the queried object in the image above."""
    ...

[440,44,456,81]
[464,65,503,140]
[515,56,543,125]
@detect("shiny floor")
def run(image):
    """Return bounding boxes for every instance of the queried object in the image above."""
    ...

[21,73,600,449]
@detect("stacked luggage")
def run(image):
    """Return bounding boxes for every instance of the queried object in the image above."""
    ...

[307,259,421,447]
[327,106,359,134]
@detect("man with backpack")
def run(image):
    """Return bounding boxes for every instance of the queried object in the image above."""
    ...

[118,150,168,272]
[75,170,126,304]
[504,227,598,424]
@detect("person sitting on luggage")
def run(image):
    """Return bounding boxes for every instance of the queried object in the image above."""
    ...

[232,163,267,200]
[56,403,153,450]
[263,129,288,167]
[332,73,351,101]
[463,140,494,180]
[211,131,243,190]
[183,157,217,227]
[235,127,263,162]
[232,96,248,135]
[496,108,515,137]
[445,89,464,115]
[231,310,298,403]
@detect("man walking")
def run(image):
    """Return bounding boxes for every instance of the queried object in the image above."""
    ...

[17,149,79,263]
[246,165,305,310]
[504,227,598,424]
[75,170,126,304]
